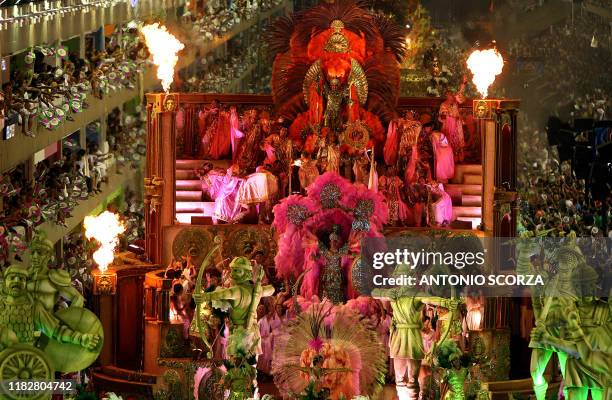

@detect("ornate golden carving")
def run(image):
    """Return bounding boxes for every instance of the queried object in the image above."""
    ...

[303,60,322,106]
[324,20,350,53]
[348,59,368,105]
[224,227,276,265]
[340,120,370,149]
[473,99,499,119]
[144,176,164,212]
[163,93,178,112]
[171,228,214,267]
[92,270,117,295]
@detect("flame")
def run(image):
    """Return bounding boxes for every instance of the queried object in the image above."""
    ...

[84,211,126,273]
[466,48,504,98]
[141,23,185,92]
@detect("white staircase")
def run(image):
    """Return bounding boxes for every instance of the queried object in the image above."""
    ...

[175,159,230,224]
[446,164,483,229]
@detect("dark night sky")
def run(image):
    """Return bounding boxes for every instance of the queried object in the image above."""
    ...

[422,0,492,25]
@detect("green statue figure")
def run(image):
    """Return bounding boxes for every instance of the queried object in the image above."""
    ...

[434,341,470,400]
[194,256,275,398]
[532,265,611,400]
[517,237,582,400]
[373,264,458,400]
[28,231,84,310]
[223,327,259,400]
[0,264,100,351]
[195,257,275,346]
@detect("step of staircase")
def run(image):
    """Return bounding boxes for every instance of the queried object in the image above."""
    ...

[176,213,201,224]
[456,164,483,175]
[176,179,203,191]
[451,164,482,184]
[176,169,199,180]
[453,206,482,218]
[176,159,232,170]
[446,184,482,196]
[461,194,482,206]
[176,201,215,213]
[176,190,203,201]
[455,216,482,229]
[463,173,483,185]
[449,219,474,229]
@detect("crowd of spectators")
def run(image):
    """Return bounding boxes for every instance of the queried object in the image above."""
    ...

[179,26,265,93]
[503,7,612,244]
[0,26,148,139]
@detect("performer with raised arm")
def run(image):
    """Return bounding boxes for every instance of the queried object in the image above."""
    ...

[516,234,581,400]
[372,263,458,400]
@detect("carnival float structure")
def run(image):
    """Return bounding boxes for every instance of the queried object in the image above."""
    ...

[87,1,536,399]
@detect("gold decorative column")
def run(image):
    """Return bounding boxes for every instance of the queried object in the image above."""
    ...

[92,268,118,366]
[144,93,177,264]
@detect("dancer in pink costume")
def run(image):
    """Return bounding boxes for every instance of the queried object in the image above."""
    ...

[300,210,354,302]
[427,122,455,182]
[272,195,317,282]
[274,173,387,302]
[427,182,453,226]
[438,76,467,162]
[212,165,245,224]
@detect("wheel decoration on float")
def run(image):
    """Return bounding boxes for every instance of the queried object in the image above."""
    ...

[0,344,54,400]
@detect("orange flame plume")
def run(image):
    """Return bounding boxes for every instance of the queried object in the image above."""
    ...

[84,211,126,273]
[466,48,504,98]
[141,23,185,93]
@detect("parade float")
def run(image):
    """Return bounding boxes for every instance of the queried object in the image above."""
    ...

[89,1,537,398]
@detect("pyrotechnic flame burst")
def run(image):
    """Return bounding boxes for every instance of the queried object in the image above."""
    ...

[141,23,185,93]
[466,48,504,98]
[84,211,126,273]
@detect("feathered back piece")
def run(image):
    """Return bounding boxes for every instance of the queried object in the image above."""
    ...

[272,303,386,398]
[267,0,407,125]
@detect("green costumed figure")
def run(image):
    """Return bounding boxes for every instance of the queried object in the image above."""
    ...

[223,327,259,400]
[0,265,102,399]
[373,263,458,400]
[434,341,470,400]
[517,236,581,400]
[532,265,611,400]
[194,256,275,399]
[0,264,99,351]
[28,231,84,310]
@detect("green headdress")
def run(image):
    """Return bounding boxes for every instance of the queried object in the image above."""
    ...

[30,230,53,254]
[4,264,30,278]
[229,257,253,272]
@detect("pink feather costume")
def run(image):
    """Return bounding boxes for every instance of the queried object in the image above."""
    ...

[273,172,387,303]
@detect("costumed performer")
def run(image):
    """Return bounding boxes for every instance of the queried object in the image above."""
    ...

[378,165,410,226]
[427,182,453,226]
[427,122,455,182]
[373,263,458,400]
[213,165,245,224]
[438,76,467,162]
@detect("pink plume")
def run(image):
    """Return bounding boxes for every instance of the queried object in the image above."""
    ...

[306,172,355,209]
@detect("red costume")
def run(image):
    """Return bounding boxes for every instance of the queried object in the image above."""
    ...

[267,1,406,154]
